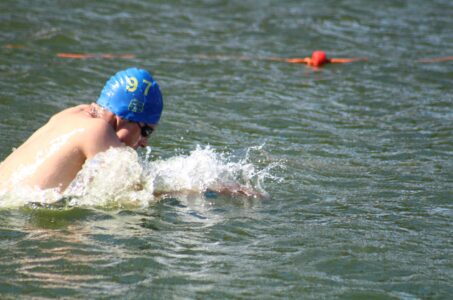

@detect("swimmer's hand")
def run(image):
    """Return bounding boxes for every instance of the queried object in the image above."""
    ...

[152,184,267,199]
[206,184,268,199]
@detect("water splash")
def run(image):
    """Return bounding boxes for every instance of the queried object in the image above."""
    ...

[0,145,282,209]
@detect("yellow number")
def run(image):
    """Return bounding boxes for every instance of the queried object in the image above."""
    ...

[143,79,152,96]
[126,76,138,92]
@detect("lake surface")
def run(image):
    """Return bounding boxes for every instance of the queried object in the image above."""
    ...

[1,0,452,298]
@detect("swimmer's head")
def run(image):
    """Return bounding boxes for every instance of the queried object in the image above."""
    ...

[311,51,328,67]
[97,68,163,124]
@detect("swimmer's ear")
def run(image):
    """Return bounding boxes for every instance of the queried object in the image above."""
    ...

[114,115,126,127]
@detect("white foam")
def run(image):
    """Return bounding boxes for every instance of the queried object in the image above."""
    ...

[0,145,281,208]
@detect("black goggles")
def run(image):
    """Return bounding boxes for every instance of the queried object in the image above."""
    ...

[136,123,154,138]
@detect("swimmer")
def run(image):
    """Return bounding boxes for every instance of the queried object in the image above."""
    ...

[272,50,367,67]
[0,68,163,192]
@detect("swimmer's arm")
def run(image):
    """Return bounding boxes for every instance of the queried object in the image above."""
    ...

[206,184,267,199]
[152,184,267,199]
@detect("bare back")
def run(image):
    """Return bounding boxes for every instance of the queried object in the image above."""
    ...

[0,104,123,192]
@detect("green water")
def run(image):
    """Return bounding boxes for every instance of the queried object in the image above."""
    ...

[1,0,452,298]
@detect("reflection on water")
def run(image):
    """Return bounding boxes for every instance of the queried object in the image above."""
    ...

[1,195,266,297]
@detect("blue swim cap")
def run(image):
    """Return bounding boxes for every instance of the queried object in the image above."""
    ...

[97,68,163,124]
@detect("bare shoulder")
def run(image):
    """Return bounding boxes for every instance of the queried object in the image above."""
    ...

[77,117,124,158]
[43,104,123,158]
[50,104,109,134]
[50,104,90,119]
[85,118,117,140]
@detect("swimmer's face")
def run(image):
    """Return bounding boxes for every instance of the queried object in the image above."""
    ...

[116,118,156,149]
[135,122,154,138]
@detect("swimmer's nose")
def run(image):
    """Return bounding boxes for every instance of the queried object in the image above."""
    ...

[138,137,148,148]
